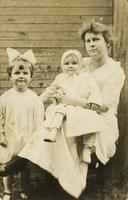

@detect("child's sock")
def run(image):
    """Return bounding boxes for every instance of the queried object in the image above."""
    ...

[82,146,92,164]
[44,127,58,143]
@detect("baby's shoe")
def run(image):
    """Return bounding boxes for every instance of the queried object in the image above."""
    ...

[19,191,28,199]
[0,163,6,172]
[2,192,12,200]
[82,147,91,164]
[44,128,58,143]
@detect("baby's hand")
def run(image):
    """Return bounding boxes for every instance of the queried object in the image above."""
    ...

[50,88,66,102]
[46,86,58,97]
[0,133,8,147]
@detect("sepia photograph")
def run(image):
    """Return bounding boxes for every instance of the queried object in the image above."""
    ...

[0,0,128,199]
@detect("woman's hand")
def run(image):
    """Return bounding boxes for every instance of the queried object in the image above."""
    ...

[87,103,100,111]
[97,104,109,114]
[87,103,109,114]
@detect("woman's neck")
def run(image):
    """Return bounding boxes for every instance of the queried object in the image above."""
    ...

[90,55,109,70]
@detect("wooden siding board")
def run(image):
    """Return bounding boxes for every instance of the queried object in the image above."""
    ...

[0,0,113,7]
[0,15,112,24]
[0,80,54,88]
[0,8,112,16]
[0,47,85,57]
[0,71,58,80]
[0,32,81,41]
[0,63,66,72]
[0,56,62,64]
[0,40,84,48]
[0,24,85,32]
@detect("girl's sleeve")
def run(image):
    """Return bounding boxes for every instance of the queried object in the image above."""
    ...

[102,67,125,113]
[0,97,5,135]
[34,98,45,129]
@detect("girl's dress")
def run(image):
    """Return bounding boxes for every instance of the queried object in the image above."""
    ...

[0,88,44,164]
[19,57,125,198]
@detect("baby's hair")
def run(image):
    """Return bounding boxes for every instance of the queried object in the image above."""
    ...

[7,58,34,77]
[79,21,113,46]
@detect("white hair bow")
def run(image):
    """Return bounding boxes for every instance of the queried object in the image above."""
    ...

[7,48,37,65]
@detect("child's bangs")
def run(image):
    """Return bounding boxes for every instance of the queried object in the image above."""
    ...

[12,59,32,69]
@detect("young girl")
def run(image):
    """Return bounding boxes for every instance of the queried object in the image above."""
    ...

[0,48,44,200]
[40,49,104,163]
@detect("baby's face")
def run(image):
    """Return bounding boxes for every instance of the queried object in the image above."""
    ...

[63,54,81,75]
[10,64,31,92]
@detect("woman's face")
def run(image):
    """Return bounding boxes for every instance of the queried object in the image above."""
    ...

[84,32,108,59]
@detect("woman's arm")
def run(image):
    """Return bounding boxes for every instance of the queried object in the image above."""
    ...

[60,92,109,114]
[60,93,88,108]
[101,67,125,113]
[91,67,125,114]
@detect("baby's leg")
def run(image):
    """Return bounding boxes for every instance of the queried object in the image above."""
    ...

[82,133,96,164]
[44,112,65,142]
[3,175,13,200]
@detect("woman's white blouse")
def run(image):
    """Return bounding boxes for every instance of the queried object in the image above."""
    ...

[82,57,125,114]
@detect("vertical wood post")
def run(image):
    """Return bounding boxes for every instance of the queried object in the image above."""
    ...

[112,0,128,182]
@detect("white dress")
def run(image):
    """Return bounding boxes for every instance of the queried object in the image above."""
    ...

[82,57,125,164]
[19,57,125,198]
[41,71,104,137]
[0,88,44,163]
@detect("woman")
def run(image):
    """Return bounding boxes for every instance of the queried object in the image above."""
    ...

[60,21,125,165]
[79,22,125,164]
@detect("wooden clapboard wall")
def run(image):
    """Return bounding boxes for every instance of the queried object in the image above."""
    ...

[0,0,113,95]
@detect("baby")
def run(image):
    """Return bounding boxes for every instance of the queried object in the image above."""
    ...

[40,50,103,163]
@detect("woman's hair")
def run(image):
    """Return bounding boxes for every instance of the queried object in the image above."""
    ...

[7,58,34,77]
[79,21,113,46]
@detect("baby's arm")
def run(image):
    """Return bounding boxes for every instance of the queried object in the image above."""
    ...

[40,79,59,103]
[40,74,66,104]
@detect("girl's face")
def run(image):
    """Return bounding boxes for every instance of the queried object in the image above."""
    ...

[63,55,81,75]
[84,32,108,60]
[10,65,32,91]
